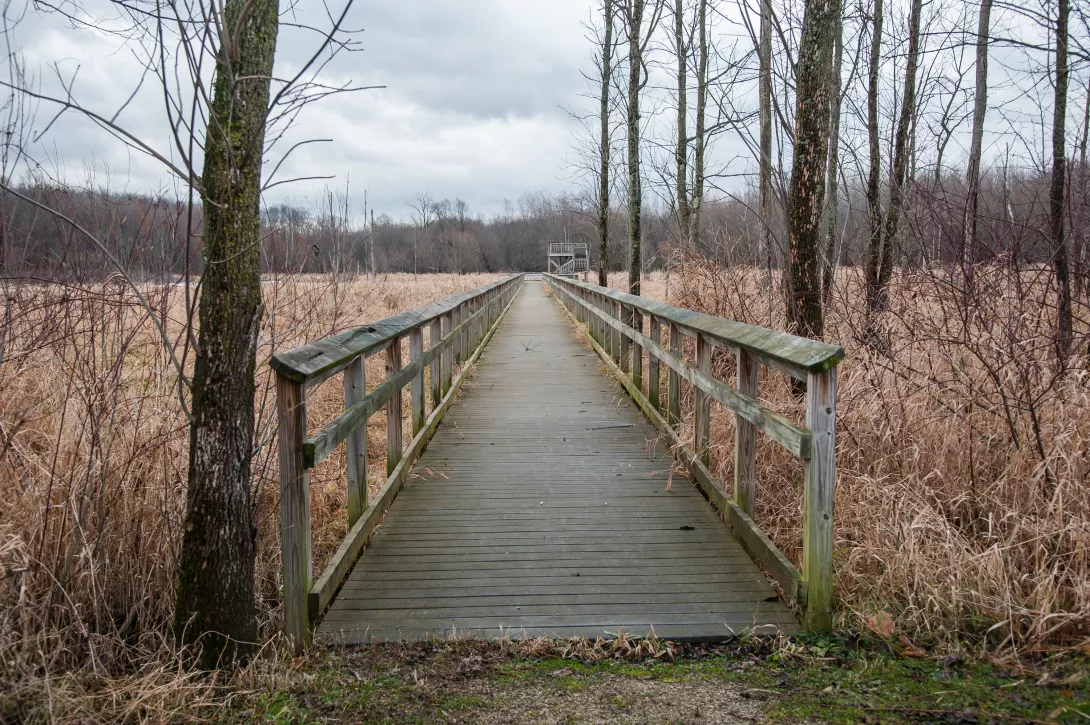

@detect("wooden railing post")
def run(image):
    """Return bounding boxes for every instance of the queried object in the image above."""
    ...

[735,349,758,516]
[803,367,837,631]
[694,334,711,466]
[631,310,643,393]
[429,319,442,410]
[441,313,453,395]
[619,303,631,374]
[648,316,661,411]
[344,357,367,526]
[452,304,463,365]
[668,323,682,429]
[277,373,312,653]
[385,337,403,474]
[409,327,425,436]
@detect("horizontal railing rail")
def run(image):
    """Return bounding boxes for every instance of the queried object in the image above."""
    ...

[544,274,842,631]
[274,274,524,652]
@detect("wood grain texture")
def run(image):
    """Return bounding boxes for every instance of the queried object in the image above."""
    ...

[276,374,312,653]
[547,280,809,613]
[803,367,837,631]
[735,348,758,516]
[539,275,844,379]
[316,283,794,644]
[344,357,367,526]
[385,337,403,475]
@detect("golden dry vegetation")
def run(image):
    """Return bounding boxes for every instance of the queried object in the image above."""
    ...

[601,264,1088,651]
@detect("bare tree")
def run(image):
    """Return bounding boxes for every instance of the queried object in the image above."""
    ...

[822,5,845,301]
[784,0,840,339]
[674,0,691,246]
[758,0,774,286]
[599,0,616,284]
[620,0,664,294]
[174,0,280,666]
[409,192,435,275]
[1052,0,1073,362]
[964,0,992,282]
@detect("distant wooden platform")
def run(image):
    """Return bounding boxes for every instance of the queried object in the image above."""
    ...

[316,283,796,643]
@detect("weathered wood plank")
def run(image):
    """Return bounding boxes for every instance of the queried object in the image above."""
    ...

[316,283,795,643]
[694,334,711,465]
[276,373,311,653]
[270,276,521,386]
[558,289,811,459]
[735,348,758,516]
[307,281,523,619]
[668,322,682,429]
[547,284,809,610]
[343,356,367,526]
[648,316,661,410]
[409,327,425,436]
[429,319,442,411]
[542,275,844,379]
[385,337,403,475]
[803,367,837,631]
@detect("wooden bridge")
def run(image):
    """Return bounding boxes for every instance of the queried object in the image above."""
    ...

[271,275,843,650]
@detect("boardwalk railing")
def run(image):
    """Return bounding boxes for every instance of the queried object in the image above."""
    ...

[544,274,844,631]
[271,275,524,651]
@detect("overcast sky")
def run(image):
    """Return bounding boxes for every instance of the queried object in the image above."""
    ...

[6,0,600,222]
[3,0,1075,225]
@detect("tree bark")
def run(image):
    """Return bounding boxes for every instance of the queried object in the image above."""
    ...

[598,0,614,286]
[874,0,923,319]
[1052,0,1072,362]
[626,0,646,295]
[675,0,691,248]
[964,0,992,285]
[691,0,708,252]
[863,0,886,324]
[174,0,279,668]
[758,0,773,287]
[785,0,839,340]
[821,16,844,303]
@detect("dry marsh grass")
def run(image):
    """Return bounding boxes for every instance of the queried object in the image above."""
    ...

[2,264,1087,720]
[0,272,495,719]
[604,263,1088,651]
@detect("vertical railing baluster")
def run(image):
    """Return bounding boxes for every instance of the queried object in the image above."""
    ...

[429,319,442,410]
[803,367,837,632]
[668,323,682,429]
[631,310,643,393]
[619,303,630,374]
[277,373,311,653]
[409,327,425,436]
[344,357,367,526]
[385,336,403,474]
[735,349,758,516]
[694,334,711,466]
[441,312,453,395]
[648,316,661,411]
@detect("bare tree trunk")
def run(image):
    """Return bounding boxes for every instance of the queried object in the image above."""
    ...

[878,0,923,303]
[691,0,708,252]
[675,0,690,248]
[1052,0,1072,362]
[964,0,992,286]
[758,0,773,288]
[174,0,279,668]
[626,0,648,295]
[598,0,614,286]
[863,0,886,324]
[785,0,839,340]
[821,16,844,303]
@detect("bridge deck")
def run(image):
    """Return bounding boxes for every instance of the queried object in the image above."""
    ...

[317,282,796,643]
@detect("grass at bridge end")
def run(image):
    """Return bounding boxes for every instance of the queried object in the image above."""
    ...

[229,635,1088,724]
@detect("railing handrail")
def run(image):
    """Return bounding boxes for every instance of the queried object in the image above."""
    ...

[271,275,519,386]
[544,273,840,632]
[274,274,525,653]
[550,275,843,380]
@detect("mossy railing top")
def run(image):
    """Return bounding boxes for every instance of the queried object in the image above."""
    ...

[549,276,844,381]
[270,276,519,387]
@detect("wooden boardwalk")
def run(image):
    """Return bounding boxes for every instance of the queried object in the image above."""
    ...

[316,282,796,643]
